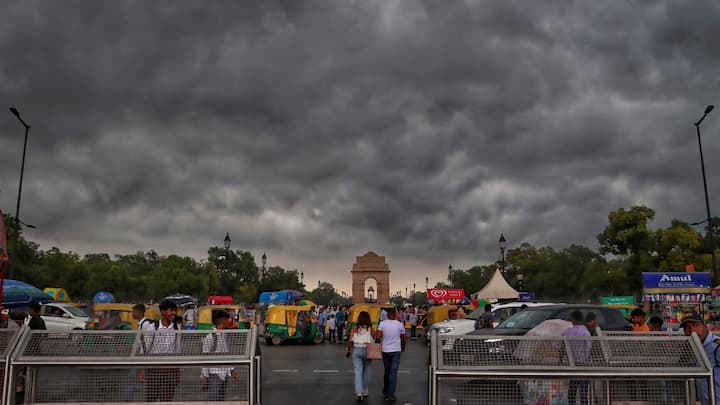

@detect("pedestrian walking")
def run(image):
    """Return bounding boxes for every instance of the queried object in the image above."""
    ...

[328,314,337,343]
[630,308,649,332]
[648,316,663,332]
[202,310,238,401]
[585,312,598,336]
[141,299,181,402]
[318,306,328,342]
[682,313,720,405]
[347,311,376,402]
[409,309,418,339]
[561,310,591,405]
[125,304,148,401]
[377,308,405,402]
[474,304,494,330]
[336,306,347,343]
[26,302,46,330]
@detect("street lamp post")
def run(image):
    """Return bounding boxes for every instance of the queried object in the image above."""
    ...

[300,271,304,288]
[695,105,717,284]
[368,286,374,302]
[448,264,453,288]
[425,276,429,291]
[516,273,524,291]
[413,282,416,305]
[499,233,507,274]
[8,107,31,280]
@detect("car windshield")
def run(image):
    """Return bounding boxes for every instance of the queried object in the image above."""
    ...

[467,308,484,320]
[496,309,557,330]
[64,306,90,317]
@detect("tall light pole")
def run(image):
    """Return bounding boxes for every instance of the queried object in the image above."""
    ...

[413,282,416,305]
[8,107,31,280]
[499,233,507,274]
[695,105,717,284]
[300,271,304,289]
[425,276,429,291]
[448,264,453,288]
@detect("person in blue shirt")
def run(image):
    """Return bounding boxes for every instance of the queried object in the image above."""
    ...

[318,307,328,342]
[682,313,720,405]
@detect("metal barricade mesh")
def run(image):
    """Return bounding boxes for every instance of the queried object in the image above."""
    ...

[29,365,250,403]
[431,334,711,405]
[0,330,18,357]
[10,329,257,405]
[437,376,691,405]
[16,330,251,360]
[439,335,703,370]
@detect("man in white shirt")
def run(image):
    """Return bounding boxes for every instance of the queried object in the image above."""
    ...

[377,308,406,402]
[141,300,181,402]
[202,310,238,401]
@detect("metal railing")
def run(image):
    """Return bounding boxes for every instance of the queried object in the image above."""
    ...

[4,327,260,405]
[0,329,21,405]
[428,331,714,405]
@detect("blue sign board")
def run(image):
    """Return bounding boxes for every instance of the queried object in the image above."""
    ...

[642,272,711,292]
[519,292,535,302]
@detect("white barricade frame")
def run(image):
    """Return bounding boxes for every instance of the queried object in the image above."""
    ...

[428,331,715,405]
[5,327,260,405]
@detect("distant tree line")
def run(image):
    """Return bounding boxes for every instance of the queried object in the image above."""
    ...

[3,205,718,303]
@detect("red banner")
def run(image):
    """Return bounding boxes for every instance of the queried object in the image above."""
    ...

[427,288,465,302]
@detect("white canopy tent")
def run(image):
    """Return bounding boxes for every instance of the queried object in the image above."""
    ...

[471,269,519,301]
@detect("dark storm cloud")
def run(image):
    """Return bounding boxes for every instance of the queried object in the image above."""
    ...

[2,0,720,290]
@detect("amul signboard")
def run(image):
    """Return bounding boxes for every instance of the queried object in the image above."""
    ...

[427,288,465,302]
[642,272,712,293]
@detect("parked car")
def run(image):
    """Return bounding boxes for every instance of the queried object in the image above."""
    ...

[467,304,632,336]
[40,303,91,331]
[425,301,562,344]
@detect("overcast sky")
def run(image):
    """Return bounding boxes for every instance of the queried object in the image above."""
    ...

[2,1,720,296]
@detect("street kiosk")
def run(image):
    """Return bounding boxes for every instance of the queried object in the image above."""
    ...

[642,272,711,329]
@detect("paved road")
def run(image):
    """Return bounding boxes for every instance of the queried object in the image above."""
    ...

[261,335,429,405]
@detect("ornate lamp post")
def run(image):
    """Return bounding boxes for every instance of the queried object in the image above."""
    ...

[448,264,453,287]
[499,233,507,274]
[300,271,304,288]
[261,252,267,279]
[516,273,524,291]
[425,276,429,291]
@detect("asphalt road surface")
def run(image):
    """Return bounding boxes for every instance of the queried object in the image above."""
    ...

[261,334,429,405]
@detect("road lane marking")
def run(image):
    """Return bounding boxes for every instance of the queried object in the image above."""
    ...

[313,369,340,373]
[272,369,298,373]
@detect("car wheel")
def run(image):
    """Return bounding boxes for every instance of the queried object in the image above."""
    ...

[271,336,283,345]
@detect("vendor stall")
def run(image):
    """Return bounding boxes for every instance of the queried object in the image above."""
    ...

[642,272,711,329]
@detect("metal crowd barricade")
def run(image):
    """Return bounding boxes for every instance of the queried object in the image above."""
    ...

[428,331,714,405]
[6,327,260,405]
[0,329,21,405]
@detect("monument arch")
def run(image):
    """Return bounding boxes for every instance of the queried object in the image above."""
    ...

[351,252,390,304]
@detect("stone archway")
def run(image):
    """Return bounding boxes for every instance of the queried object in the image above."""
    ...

[351,252,390,304]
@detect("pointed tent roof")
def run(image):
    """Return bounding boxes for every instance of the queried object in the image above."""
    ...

[472,269,518,301]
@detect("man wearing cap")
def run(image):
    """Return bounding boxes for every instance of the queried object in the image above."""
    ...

[682,313,720,405]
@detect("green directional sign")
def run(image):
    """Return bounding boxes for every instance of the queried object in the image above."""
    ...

[601,296,634,305]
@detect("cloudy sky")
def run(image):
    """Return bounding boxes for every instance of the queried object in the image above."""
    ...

[1,1,720,295]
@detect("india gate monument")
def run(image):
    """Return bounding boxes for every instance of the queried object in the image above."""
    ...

[351,251,390,304]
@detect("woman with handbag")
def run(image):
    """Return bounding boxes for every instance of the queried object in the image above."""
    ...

[346,311,376,402]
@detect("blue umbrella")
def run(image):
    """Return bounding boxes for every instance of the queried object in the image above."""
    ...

[2,280,55,308]
[93,291,114,303]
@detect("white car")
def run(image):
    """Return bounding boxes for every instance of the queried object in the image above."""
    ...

[40,303,90,331]
[426,302,562,344]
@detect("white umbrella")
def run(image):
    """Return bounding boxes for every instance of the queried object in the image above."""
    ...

[527,319,573,337]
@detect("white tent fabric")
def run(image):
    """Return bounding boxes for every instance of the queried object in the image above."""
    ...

[471,269,519,301]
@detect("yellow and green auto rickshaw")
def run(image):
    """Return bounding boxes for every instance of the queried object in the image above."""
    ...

[426,304,458,327]
[346,303,395,332]
[263,302,322,345]
[196,305,253,330]
[86,303,160,330]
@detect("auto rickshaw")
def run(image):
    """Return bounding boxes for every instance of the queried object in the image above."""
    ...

[346,303,395,333]
[426,304,459,327]
[86,303,160,330]
[196,305,253,330]
[263,302,322,345]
